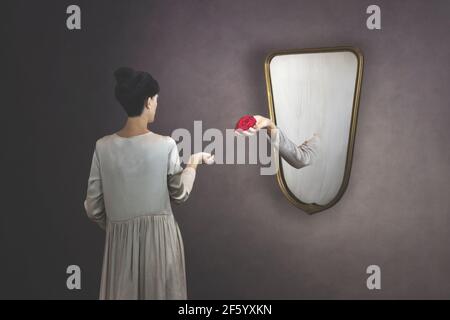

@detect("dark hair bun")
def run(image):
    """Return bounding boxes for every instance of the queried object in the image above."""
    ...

[114,67,136,85]
[113,66,160,117]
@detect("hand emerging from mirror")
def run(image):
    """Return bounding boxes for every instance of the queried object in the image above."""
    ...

[234,115,320,168]
[234,115,277,136]
[235,115,320,139]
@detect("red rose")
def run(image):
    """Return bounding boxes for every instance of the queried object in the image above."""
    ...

[235,115,256,131]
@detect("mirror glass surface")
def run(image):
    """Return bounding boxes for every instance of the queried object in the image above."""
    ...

[266,48,363,213]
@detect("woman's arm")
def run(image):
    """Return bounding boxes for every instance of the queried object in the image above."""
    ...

[167,138,214,204]
[84,146,107,230]
[168,166,196,204]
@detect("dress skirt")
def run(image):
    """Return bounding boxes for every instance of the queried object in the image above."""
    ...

[99,212,187,300]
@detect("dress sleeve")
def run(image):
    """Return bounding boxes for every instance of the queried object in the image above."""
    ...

[84,145,106,230]
[167,138,196,204]
[270,126,319,169]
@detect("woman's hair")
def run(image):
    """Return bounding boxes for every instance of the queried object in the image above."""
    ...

[113,67,160,117]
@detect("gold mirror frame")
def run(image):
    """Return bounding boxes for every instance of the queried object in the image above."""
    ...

[264,46,364,214]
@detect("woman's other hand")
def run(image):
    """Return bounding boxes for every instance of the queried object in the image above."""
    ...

[186,152,215,170]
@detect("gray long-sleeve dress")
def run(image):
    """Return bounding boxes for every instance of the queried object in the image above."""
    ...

[84,131,196,300]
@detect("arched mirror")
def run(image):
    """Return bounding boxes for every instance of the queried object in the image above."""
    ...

[264,47,364,213]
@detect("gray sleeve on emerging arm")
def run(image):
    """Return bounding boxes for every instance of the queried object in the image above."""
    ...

[271,127,319,169]
[84,147,107,230]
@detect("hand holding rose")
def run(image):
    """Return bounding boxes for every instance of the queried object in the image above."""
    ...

[234,115,276,136]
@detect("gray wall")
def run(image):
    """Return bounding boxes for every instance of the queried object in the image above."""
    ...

[1,0,449,299]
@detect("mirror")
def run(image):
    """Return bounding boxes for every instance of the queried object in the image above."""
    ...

[264,47,364,214]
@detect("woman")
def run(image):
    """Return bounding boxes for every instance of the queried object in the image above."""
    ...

[84,67,213,300]
[235,115,320,169]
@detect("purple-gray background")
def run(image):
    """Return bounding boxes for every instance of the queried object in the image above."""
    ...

[1,0,449,299]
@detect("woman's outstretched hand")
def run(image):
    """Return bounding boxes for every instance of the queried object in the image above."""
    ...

[234,115,276,137]
[186,152,215,170]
